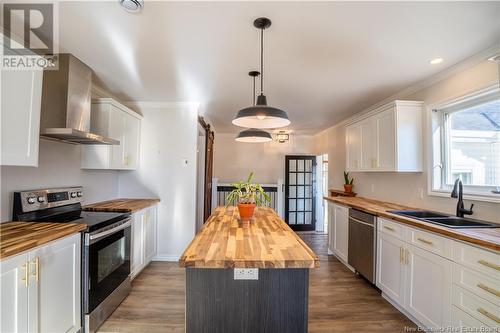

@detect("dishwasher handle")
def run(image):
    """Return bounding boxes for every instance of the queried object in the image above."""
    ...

[349,216,375,228]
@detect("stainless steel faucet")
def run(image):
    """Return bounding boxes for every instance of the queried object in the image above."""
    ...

[451,179,474,218]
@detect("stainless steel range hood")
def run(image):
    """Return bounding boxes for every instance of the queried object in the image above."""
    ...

[40,54,119,145]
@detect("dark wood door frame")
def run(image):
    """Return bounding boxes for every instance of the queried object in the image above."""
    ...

[285,155,317,231]
[198,116,214,222]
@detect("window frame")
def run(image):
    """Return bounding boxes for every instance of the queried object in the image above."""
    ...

[428,84,500,203]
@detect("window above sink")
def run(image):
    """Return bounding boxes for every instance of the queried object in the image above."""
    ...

[429,84,500,203]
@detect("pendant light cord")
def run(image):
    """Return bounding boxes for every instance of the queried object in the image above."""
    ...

[260,27,264,95]
[252,75,256,105]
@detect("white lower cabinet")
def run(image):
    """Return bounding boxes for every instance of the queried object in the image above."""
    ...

[376,231,406,307]
[333,204,349,263]
[0,233,81,333]
[404,244,452,328]
[131,205,158,279]
[377,218,499,331]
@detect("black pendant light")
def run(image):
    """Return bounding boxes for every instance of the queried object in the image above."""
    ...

[235,71,273,143]
[232,17,290,129]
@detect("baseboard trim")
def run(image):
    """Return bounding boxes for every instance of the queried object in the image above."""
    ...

[153,254,181,262]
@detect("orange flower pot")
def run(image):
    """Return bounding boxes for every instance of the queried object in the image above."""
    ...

[344,184,353,193]
[237,203,256,220]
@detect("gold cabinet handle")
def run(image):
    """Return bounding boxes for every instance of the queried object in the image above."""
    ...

[21,262,29,287]
[417,238,433,246]
[399,247,403,264]
[477,283,500,298]
[477,307,500,324]
[405,248,409,265]
[478,260,500,272]
[30,257,39,282]
[384,225,395,232]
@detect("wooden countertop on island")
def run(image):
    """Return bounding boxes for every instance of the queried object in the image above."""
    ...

[0,222,87,260]
[83,198,160,213]
[179,206,319,269]
[324,196,500,252]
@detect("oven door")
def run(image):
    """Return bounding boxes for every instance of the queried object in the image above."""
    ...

[85,219,131,313]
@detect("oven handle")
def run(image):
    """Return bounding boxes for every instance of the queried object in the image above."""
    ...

[88,219,132,243]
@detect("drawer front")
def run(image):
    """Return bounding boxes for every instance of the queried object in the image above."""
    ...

[453,242,500,281]
[452,285,500,328]
[378,217,404,240]
[451,305,492,331]
[406,226,453,260]
[453,264,500,306]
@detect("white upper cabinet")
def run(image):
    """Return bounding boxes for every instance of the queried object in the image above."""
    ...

[81,98,142,170]
[345,100,423,172]
[1,58,43,167]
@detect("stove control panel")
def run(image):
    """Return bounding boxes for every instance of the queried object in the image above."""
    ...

[14,187,84,214]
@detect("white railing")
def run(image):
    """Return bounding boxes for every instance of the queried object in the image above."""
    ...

[211,178,284,218]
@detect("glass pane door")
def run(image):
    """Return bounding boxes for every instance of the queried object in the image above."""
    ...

[285,155,316,231]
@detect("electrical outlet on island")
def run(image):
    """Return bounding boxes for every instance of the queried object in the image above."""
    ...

[234,268,259,280]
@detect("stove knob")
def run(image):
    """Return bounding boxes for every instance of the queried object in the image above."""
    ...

[70,192,77,198]
[77,191,83,197]
[27,197,36,204]
[37,196,45,203]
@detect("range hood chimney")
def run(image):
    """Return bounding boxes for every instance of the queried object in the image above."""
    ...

[40,54,119,145]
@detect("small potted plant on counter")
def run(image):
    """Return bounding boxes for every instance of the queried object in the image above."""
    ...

[226,172,271,220]
[343,171,354,193]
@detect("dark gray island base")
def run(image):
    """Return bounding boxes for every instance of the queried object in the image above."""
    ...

[186,268,309,333]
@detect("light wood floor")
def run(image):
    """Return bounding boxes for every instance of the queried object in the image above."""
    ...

[98,233,416,333]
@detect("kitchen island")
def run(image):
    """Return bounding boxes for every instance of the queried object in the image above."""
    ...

[179,206,319,333]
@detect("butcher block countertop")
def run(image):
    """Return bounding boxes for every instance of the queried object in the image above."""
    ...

[83,198,160,213]
[324,196,500,252]
[0,222,86,260]
[179,206,319,269]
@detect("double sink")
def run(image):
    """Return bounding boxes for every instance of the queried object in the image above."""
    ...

[389,210,499,229]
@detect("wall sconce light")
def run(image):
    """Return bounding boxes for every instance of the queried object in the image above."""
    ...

[276,131,290,143]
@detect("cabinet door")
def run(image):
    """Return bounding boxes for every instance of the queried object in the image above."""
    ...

[374,109,395,171]
[123,114,140,170]
[144,206,157,264]
[327,203,335,254]
[376,231,405,306]
[131,211,145,278]
[0,253,29,333]
[405,244,452,329]
[360,118,376,170]
[1,68,42,166]
[345,124,361,171]
[28,233,81,333]
[333,204,349,262]
[109,105,126,169]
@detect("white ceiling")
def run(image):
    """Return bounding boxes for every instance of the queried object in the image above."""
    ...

[56,1,500,133]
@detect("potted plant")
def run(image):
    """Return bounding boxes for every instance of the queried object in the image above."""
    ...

[343,171,354,193]
[226,172,271,220]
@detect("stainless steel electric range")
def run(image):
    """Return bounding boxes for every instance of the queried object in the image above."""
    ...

[13,187,131,333]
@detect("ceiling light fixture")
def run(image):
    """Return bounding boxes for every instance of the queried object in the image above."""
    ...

[235,71,273,143]
[232,17,291,129]
[276,130,290,143]
[430,58,443,65]
[119,0,144,12]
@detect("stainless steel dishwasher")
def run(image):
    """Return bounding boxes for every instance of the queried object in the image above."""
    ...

[348,209,377,284]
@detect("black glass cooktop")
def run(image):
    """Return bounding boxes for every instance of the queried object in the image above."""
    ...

[18,203,129,232]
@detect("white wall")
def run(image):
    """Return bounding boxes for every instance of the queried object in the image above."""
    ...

[315,59,500,223]
[0,139,119,221]
[213,133,316,184]
[118,103,198,260]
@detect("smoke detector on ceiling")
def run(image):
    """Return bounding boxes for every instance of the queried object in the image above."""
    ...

[119,0,144,12]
